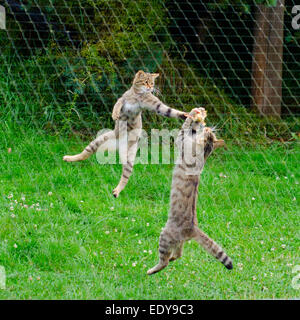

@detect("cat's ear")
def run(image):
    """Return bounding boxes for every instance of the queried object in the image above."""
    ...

[151,73,159,79]
[136,70,145,77]
[213,139,226,149]
[133,70,145,83]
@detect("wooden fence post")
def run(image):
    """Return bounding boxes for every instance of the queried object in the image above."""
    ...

[251,0,285,117]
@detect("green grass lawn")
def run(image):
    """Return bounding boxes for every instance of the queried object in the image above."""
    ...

[0,124,299,299]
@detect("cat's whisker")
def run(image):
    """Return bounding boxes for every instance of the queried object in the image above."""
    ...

[153,87,161,96]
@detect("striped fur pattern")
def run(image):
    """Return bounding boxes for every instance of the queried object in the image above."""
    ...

[147,108,233,275]
[63,70,187,198]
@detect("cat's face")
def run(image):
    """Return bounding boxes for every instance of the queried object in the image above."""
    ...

[133,70,159,93]
[202,127,225,151]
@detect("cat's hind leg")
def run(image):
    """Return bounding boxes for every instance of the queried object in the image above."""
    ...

[147,232,176,275]
[169,241,184,262]
[63,130,116,162]
[193,227,233,270]
[112,135,139,198]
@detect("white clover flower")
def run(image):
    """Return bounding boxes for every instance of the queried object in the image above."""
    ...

[13,243,18,248]
[48,192,53,196]
[262,286,268,291]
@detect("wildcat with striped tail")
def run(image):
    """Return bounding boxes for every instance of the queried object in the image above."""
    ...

[63,70,189,197]
[147,108,233,275]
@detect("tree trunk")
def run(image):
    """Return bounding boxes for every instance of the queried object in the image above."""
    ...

[251,0,284,117]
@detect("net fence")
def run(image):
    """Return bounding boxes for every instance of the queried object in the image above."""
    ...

[0,1,299,300]
[0,0,299,141]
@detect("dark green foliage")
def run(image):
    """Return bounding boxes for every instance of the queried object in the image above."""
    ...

[0,0,298,143]
[0,0,170,131]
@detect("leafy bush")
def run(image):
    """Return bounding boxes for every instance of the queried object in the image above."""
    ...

[0,0,298,144]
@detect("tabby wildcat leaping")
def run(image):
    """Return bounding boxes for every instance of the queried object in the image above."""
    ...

[63,70,188,197]
[147,108,233,275]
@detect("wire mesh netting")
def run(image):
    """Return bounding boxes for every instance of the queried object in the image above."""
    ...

[0,1,299,300]
[0,0,299,141]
